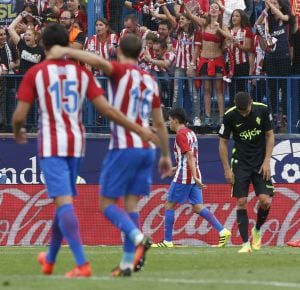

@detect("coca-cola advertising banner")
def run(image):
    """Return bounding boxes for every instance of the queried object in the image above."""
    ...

[0,136,300,184]
[0,184,299,246]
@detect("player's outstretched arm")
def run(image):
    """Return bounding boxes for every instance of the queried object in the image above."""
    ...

[92,95,160,145]
[12,100,31,144]
[48,45,113,76]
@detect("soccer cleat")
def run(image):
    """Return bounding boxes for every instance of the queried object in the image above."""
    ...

[152,240,174,248]
[217,229,231,247]
[64,262,92,278]
[238,242,252,253]
[133,236,152,272]
[287,240,300,247]
[111,266,132,277]
[38,252,54,275]
[251,227,262,250]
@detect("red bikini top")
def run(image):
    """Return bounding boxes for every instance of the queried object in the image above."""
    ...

[202,31,222,43]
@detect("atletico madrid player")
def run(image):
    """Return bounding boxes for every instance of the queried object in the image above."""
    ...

[12,23,158,278]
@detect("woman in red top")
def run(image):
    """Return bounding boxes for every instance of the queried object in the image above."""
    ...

[185,2,231,126]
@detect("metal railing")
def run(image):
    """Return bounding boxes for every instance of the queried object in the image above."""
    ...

[0,75,299,134]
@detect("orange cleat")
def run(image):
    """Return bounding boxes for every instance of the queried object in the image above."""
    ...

[287,240,300,247]
[65,262,92,278]
[133,236,152,272]
[38,252,54,275]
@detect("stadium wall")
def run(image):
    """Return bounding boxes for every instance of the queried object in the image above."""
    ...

[0,135,299,246]
[0,184,299,246]
[0,135,299,184]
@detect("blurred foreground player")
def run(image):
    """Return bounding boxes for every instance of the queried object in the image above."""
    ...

[12,24,159,277]
[48,34,172,276]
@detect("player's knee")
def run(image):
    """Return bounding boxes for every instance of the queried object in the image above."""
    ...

[236,197,247,209]
[165,201,175,210]
[259,199,271,210]
[192,204,204,213]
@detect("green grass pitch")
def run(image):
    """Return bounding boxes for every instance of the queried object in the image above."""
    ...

[0,246,299,290]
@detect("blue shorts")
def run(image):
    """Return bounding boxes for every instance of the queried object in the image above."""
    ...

[100,148,156,198]
[39,157,82,198]
[167,182,203,205]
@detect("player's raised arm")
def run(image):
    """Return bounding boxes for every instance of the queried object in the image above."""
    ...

[48,45,113,75]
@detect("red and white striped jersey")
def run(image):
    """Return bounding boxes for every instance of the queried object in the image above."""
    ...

[17,59,105,158]
[84,33,118,60]
[230,27,253,64]
[173,127,202,184]
[174,29,202,69]
[107,61,161,149]
[251,34,265,76]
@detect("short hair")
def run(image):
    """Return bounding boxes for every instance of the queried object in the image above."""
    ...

[145,31,158,42]
[61,9,75,19]
[42,23,69,51]
[119,34,142,59]
[168,108,187,124]
[124,14,138,23]
[158,20,172,30]
[234,92,252,110]
[153,38,168,51]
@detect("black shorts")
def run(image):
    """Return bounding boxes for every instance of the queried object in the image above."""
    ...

[231,162,274,198]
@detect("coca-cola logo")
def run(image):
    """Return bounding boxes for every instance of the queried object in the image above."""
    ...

[0,184,299,246]
[138,185,300,246]
[0,187,53,245]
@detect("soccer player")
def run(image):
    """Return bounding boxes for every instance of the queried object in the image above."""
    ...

[48,34,172,277]
[153,108,231,248]
[219,92,275,253]
[12,24,160,278]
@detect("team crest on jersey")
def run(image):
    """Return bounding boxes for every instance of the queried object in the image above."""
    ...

[256,117,261,125]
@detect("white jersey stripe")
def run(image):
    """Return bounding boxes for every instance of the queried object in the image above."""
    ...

[35,70,51,157]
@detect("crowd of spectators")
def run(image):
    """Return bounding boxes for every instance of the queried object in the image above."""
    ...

[0,0,299,132]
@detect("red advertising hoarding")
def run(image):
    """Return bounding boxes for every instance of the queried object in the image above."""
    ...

[0,184,299,246]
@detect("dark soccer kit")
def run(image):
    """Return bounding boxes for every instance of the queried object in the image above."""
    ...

[219,102,274,198]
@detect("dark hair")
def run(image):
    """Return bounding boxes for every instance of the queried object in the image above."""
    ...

[234,92,252,110]
[42,23,69,50]
[124,14,138,23]
[229,9,251,29]
[119,34,142,59]
[169,108,187,124]
[158,20,172,31]
[153,38,168,51]
[177,13,196,37]
[61,9,75,19]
